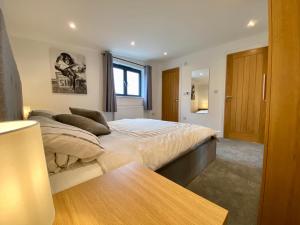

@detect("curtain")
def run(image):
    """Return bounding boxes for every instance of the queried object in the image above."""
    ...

[0,9,23,121]
[143,65,152,110]
[103,51,117,112]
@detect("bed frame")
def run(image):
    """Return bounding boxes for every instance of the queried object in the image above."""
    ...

[157,137,216,186]
[0,8,216,188]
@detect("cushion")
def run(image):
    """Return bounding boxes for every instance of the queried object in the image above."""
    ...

[69,107,109,129]
[30,116,104,173]
[54,114,111,136]
[29,110,56,119]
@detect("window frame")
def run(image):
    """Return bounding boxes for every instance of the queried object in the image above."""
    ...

[113,63,142,97]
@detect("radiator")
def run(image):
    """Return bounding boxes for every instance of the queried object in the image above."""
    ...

[114,97,144,120]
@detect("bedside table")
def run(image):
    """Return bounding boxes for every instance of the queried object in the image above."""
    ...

[53,163,228,225]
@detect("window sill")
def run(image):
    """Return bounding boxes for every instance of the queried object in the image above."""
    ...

[116,96,143,99]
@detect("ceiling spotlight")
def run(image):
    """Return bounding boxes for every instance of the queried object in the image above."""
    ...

[69,22,77,30]
[247,20,257,28]
[163,52,168,56]
[130,41,135,46]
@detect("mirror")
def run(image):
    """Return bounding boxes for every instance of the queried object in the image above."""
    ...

[191,69,209,114]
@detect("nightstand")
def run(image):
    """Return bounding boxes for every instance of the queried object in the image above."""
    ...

[53,163,228,225]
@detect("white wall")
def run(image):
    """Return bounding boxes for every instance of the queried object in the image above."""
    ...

[10,36,150,121]
[152,32,268,136]
[10,32,268,130]
[10,36,103,113]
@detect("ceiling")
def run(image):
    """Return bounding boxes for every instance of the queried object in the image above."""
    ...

[2,0,268,61]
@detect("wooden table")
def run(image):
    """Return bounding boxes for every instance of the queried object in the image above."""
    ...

[53,163,228,225]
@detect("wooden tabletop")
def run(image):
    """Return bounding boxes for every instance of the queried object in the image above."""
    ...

[53,163,228,225]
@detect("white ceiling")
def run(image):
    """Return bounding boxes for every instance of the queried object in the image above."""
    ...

[2,0,268,61]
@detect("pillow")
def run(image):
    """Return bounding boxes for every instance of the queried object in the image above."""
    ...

[29,110,56,119]
[30,116,104,173]
[54,114,111,136]
[69,107,109,129]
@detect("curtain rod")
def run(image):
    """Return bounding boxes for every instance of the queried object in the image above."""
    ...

[112,56,145,67]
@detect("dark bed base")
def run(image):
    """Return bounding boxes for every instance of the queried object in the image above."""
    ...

[156,137,216,187]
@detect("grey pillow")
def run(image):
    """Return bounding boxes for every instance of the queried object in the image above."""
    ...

[29,110,56,119]
[69,107,109,129]
[54,114,111,136]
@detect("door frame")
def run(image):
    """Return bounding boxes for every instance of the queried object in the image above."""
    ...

[162,67,180,122]
[223,47,268,143]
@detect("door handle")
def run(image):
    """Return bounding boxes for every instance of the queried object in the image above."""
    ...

[175,99,179,102]
[262,73,267,101]
[226,96,233,100]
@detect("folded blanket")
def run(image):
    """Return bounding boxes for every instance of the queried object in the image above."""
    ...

[29,116,104,174]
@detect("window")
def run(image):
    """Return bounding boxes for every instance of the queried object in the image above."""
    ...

[113,64,141,96]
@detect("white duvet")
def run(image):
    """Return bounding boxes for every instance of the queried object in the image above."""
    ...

[97,119,216,173]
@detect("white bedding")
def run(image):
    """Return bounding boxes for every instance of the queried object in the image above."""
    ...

[49,119,216,193]
[49,161,103,194]
[98,119,216,172]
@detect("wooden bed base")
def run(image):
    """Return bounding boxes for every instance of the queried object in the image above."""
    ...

[156,137,216,186]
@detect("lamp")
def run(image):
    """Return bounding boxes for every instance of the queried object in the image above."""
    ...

[0,121,55,225]
[23,106,31,119]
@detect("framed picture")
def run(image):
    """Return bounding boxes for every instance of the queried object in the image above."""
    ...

[191,84,195,100]
[50,49,87,94]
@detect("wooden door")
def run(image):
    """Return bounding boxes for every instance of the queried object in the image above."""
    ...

[224,47,268,143]
[259,0,300,224]
[162,68,179,122]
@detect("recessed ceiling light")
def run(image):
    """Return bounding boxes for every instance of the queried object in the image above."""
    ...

[130,41,135,46]
[163,52,168,56]
[247,20,257,28]
[69,22,77,30]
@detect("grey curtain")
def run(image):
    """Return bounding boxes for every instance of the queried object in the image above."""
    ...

[0,9,23,121]
[103,51,117,112]
[143,65,152,110]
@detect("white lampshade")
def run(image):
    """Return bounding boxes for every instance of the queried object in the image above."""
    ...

[0,121,55,225]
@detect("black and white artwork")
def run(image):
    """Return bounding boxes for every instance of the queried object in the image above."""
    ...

[50,49,87,94]
[191,84,195,100]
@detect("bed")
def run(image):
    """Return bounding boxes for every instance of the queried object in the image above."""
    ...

[98,119,216,185]
[45,116,217,193]
[0,9,217,194]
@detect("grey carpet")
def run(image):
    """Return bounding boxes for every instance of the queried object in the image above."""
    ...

[187,138,264,225]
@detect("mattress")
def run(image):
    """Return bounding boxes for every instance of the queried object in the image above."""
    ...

[98,119,216,173]
[49,161,103,194]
